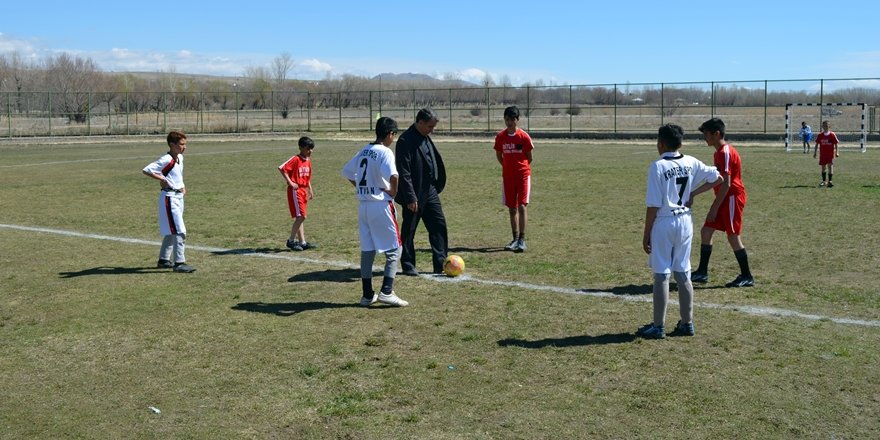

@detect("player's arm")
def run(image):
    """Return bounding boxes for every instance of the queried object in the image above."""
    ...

[385,174,399,198]
[524,149,533,164]
[307,182,314,199]
[278,167,298,189]
[643,206,658,254]
[142,169,170,189]
[706,174,730,222]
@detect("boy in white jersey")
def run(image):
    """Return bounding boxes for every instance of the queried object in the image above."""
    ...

[142,131,196,273]
[638,124,721,339]
[342,117,408,307]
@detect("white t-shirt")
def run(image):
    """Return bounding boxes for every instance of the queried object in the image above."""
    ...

[645,152,719,216]
[341,143,398,202]
[143,153,184,191]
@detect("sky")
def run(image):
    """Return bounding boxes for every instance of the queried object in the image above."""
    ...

[1,0,879,87]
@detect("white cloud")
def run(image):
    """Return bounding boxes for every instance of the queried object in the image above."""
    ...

[0,33,39,57]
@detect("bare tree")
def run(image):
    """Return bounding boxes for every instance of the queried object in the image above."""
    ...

[272,52,295,85]
[244,66,272,109]
[42,53,102,123]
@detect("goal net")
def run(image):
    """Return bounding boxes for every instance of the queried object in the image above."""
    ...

[785,103,867,152]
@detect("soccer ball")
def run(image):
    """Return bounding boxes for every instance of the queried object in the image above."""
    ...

[443,255,465,277]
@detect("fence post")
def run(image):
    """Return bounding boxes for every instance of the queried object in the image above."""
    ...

[448,88,452,132]
[338,92,342,132]
[125,92,130,135]
[711,82,716,117]
[526,86,531,132]
[235,90,240,133]
[569,85,573,133]
[271,90,275,132]
[613,84,618,133]
[163,92,167,133]
[88,91,92,136]
[763,80,768,133]
[660,83,665,126]
[486,86,490,132]
[48,92,52,136]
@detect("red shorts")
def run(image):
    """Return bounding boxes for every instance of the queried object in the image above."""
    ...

[501,173,531,209]
[287,187,308,218]
[704,192,746,235]
[819,148,835,166]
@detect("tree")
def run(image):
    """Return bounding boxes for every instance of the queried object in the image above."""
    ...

[272,52,294,85]
[42,53,102,123]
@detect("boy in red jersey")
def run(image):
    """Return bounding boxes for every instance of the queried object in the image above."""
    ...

[813,120,840,187]
[494,106,534,252]
[691,118,754,288]
[278,136,318,251]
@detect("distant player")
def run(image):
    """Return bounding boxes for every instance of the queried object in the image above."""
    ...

[691,118,755,288]
[342,117,409,307]
[813,121,840,187]
[278,136,318,251]
[141,131,196,273]
[799,121,813,154]
[638,124,720,339]
[494,105,534,252]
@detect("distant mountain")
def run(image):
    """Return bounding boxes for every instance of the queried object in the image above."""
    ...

[372,73,478,87]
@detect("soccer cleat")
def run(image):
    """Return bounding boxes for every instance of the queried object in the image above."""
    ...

[819,181,827,187]
[636,323,665,339]
[513,238,527,253]
[690,271,709,284]
[378,291,409,307]
[172,263,196,273]
[360,294,378,307]
[157,259,174,269]
[400,268,419,277]
[827,182,834,188]
[504,239,518,251]
[670,320,695,337]
[286,240,303,251]
[725,274,755,288]
[300,241,318,250]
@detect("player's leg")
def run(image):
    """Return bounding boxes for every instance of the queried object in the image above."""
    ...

[421,190,448,274]
[820,163,828,186]
[512,174,530,252]
[692,226,715,283]
[399,206,421,275]
[672,271,695,336]
[505,207,518,250]
[639,218,673,339]
[288,216,306,251]
[158,235,175,268]
[502,178,518,249]
[827,163,834,187]
[724,194,753,287]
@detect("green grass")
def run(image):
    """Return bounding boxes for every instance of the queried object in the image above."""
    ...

[1,136,879,439]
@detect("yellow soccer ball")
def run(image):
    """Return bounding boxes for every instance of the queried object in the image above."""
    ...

[443,255,465,277]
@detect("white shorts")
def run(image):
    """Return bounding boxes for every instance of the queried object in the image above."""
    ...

[648,213,692,274]
[358,201,401,252]
[158,192,186,236]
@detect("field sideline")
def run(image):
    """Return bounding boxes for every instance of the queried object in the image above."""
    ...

[1,135,879,439]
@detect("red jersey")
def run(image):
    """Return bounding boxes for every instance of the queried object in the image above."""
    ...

[279,154,312,188]
[713,144,745,197]
[815,131,839,155]
[494,128,534,177]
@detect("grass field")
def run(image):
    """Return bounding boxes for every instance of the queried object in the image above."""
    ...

[1,134,879,439]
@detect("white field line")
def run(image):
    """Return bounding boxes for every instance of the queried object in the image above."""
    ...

[0,147,291,169]
[3,222,879,328]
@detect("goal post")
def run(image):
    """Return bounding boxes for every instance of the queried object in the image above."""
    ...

[785,103,867,153]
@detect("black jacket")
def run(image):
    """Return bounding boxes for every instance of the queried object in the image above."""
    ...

[394,124,447,206]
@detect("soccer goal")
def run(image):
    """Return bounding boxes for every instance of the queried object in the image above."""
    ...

[785,103,867,152]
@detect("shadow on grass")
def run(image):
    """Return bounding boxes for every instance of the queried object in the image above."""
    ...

[288,268,361,283]
[779,185,817,189]
[498,332,637,348]
[231,301,360,316]
[578,284,653,296]
[59,267,167,278]
[212,247,289,256]
[448,246,509,254]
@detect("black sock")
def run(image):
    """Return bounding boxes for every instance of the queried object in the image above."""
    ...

[380,276,394,295]
[822,171,827,182]
[696,244,712,273]
[828,172,833,182]
[361,279,373,298]
[734,248,751,277]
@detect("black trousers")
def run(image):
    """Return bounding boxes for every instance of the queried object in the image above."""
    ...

[400,187,448,273]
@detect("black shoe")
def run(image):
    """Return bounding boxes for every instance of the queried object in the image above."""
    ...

[827,181,834,188]
[669,320,695,337]
[300,241,318,250]
[157,259,174,269]
[636,323,665,339]
[725,274,754,288]
[691,271,709,284]
[286,240,303,251]
[173,263,196,273]
[400,268,419,276]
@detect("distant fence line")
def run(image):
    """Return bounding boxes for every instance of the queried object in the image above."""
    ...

[1,77,878,138]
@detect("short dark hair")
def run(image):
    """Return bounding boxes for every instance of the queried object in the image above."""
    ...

[503,106,521,119]
[658,124,684,150]
[416,107,439,123]
[698,118,725,137]
[167,130,187,145]
[375,116,399,140]
[298,136,315,150]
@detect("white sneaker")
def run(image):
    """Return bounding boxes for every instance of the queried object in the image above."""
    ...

[504,239,518,251]
[360,294,377,307]
[378,291,409,307]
